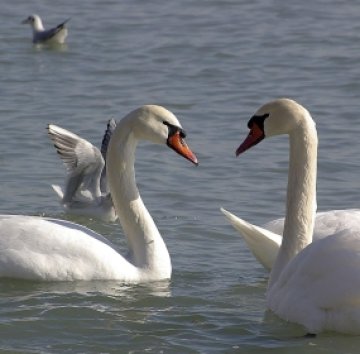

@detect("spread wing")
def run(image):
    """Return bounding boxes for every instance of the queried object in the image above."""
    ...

[47,124,104,203]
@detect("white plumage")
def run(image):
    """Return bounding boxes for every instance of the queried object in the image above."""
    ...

[222,208,360,271]
[223,98,360,334]
[267,229,360,334]
[0,106,197,282]
[48,119,117,222]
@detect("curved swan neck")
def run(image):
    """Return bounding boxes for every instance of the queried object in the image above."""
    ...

[269,112,318,287]
[106,117,171,278]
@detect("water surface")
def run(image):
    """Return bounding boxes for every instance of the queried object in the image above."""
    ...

[1,0,360,352]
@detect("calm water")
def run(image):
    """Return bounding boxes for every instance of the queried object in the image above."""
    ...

[1,0,360,352]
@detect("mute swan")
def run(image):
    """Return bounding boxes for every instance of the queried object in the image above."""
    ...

[22,14,69,45]
[223,98,360,334]
[48,119,118,222]
[221,209,360,271]
[0,105,198,281]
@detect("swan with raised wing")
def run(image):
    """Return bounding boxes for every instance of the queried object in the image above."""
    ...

[0,105,197,281]
[48,119,118,222]
[222,98,360,334]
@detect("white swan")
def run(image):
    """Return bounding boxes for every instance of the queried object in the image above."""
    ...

[0,105,198,281]
[48,119,118,222]
[223,98,360,334]
[22,14,70,45]
[221,209,360,271]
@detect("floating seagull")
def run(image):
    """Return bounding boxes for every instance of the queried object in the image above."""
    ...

[22,14,70,45]
[48,119,118,222]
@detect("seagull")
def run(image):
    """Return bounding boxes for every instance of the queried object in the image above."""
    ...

[48,119,118,222]
[22,14,70,45]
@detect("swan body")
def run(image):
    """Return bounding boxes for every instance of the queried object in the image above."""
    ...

[22,14,69,45]
[224,98,360,334]
[48,119,117,222]
[0,215,135,281]
[221,208,360,271]
[0,105,197,281]
[267,229,360,334]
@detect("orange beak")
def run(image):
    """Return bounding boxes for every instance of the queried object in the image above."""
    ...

[236,123,265,156]
[167,131,198,165]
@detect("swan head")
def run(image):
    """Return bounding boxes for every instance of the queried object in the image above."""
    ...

[236,98,310,156]
[128,105,198,165]
[22,14,44,31]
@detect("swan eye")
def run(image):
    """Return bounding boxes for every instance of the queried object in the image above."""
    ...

[163,121,186,138]
[247,113,269,130]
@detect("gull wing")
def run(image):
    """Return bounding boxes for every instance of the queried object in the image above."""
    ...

[100,118,117,194]
[33,18,70,43]
[47,124,104,203]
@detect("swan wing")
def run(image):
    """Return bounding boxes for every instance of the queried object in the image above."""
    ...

[221,208,281,270]
[311,209,360,238]
[265,209,360,240]
[267,230,360,334]
[226,209,360,271]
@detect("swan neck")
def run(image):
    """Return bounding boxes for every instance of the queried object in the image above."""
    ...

[106,120,171,279]
[269,115,318,287]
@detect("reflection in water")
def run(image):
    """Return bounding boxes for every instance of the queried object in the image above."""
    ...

[32,42,68,52]
[0,278,171,298]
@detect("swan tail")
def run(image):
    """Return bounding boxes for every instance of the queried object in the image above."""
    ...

[220,208,282,271]
[51,184,64,200]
